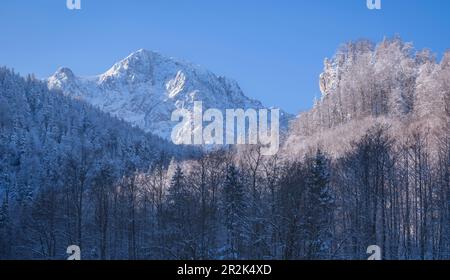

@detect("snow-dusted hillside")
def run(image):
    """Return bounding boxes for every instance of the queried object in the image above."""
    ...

[284,38,450,158]
[48,49,291,141]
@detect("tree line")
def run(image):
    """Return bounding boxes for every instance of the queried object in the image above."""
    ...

[2,123,448,259]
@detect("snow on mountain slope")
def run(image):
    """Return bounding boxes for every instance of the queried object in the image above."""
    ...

[48,49,291,141]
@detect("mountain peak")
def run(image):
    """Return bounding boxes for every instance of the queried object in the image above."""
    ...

[54,67,75,80]
[122,49,162,64]
[101,49,169,81]
[128,48,159,58]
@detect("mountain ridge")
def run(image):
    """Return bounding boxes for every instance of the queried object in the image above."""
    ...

[48,49,292,142]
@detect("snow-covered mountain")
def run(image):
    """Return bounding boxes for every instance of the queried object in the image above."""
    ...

[48,49,290,141]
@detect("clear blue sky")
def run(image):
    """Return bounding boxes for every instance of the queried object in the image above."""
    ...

[1,0,449,113]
